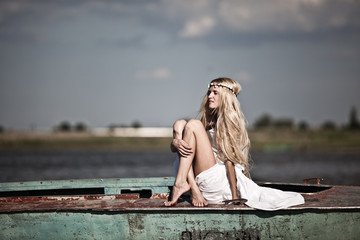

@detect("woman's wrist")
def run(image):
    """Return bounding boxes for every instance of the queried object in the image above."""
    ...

[232,192,239,199]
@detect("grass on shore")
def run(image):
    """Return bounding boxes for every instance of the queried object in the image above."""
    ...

[0,129,359,152]
[250,129,360,152]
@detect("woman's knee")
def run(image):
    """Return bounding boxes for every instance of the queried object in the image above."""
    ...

[173,119,187,129]
[185,119,204,131]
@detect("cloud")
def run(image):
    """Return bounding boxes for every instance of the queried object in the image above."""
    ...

[134,68,172,82]
[240,1,356,32]
[178,16,216,38]
[234,71,253,83]
[0,1,82,23]
[1,0,359,31]
[0,0,359,46]
[0,1,28,22]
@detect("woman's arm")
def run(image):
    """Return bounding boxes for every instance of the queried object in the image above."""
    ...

[225,160,239,199]
[171,120,193,156]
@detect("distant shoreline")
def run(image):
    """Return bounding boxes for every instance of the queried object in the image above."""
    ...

[1,129,359,153]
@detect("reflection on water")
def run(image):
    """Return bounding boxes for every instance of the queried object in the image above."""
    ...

[0,151,359,186]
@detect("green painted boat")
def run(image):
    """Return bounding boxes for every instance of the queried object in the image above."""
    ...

[0,177,359,240]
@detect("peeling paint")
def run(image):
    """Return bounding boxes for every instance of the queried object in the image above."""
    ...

[0,178,359,239]
[150,193,169,199]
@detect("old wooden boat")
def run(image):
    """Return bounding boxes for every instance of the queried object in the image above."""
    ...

[0,177,359,239]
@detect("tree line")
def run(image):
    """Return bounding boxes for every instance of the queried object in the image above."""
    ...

[0,107,359,133]
[253,106,360,131]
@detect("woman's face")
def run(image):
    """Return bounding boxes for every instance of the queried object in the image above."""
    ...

[207,85,220,109]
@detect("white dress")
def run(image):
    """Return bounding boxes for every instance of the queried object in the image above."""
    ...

[175,128,305,211]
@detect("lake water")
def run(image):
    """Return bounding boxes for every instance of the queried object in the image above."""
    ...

[0,151,359,186]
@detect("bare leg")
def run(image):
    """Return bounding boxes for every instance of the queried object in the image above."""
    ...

[171,120,208,206]
[188,166,208,207]
[165,119,215,206]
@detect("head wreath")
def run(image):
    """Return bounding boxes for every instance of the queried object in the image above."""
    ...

[208,83,236,95]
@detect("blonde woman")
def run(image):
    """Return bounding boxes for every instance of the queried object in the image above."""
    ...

[165,77,304,210]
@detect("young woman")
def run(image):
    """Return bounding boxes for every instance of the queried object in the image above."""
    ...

[165,77,304,210]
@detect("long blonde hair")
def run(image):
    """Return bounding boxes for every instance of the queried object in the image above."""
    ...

[199,77,251,177]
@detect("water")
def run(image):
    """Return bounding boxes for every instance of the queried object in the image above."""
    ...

[250,152,360,185]
[0,151,359,186]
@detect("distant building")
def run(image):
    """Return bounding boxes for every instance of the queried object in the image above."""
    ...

[92,127,172,138]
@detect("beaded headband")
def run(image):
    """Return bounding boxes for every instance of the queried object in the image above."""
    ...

[208,82,236,95]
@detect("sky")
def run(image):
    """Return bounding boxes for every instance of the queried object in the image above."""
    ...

[0,0,359,130]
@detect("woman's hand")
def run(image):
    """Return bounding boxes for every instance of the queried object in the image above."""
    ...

[171,139,193,157]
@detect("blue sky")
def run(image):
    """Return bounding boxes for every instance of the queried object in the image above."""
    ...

[0,0,359,129]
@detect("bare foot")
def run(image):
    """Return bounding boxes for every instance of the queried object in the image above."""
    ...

[191,188,208,207]
[164,182,190,207]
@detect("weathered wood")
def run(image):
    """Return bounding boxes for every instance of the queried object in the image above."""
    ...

[0,177,359,239]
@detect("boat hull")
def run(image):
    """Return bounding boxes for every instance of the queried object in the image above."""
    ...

[1,177,359,240]
[1,208,359,239]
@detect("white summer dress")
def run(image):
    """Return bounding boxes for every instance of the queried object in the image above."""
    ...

[174,128,305,211]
